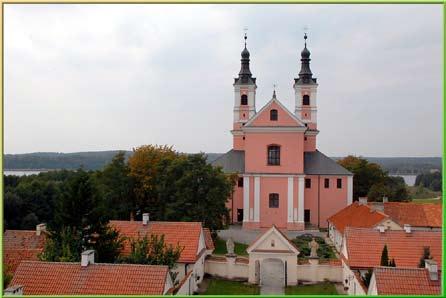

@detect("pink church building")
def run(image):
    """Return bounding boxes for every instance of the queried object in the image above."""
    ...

[212,34,353,230]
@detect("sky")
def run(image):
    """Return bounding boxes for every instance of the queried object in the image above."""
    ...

[4,4,443,157]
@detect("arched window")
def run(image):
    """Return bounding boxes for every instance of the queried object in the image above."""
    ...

[269,193,279,208]
[241,94,248,105]
[270,109,278,121]
[267,145,280,165]
[303,95,310,106]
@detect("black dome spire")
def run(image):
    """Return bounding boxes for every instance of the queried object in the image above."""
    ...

[235,32,255,85]
[297,33,315,84]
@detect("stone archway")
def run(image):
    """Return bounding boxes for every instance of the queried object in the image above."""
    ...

[260,258,285,287]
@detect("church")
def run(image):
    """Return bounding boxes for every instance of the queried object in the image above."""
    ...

[212,34,353,230]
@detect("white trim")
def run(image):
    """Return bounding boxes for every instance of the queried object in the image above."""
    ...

[287,176,294,223]
[254,176,260,222]
[347,176,353,205]
[304,130,319,136]
[246,226,300,254]
[243,176,250,222]
[243,96,306,127]
[242,126,307,132]
[230,130,244,136]
[293,208,298,222]
[298,177,305,222]
[249,208,254,221]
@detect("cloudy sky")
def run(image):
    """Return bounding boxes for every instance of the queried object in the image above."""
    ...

[4,4,442,156]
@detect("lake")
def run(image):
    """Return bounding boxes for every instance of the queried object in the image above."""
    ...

[4,170,49,176]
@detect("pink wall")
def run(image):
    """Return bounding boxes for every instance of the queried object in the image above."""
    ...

[304,175,349,228]
[304,135,316,152]
[233,135,245,150]
[259,177,288,229]
[244,132,304,173]
[301,106,311,120]
[249,101,301,127]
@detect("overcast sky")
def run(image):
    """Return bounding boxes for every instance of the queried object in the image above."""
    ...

[4,4,443,157]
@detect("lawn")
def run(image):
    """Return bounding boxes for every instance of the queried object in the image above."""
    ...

[285,282,339,295]
[214,238,249,256]
[411,198,442,204]
[203,279,260,295]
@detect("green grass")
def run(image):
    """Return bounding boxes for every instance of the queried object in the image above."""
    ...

[285,282,339,295]
[214,238,249,256]
[411,198,442,204]
[407,185,442,201]
[203,279,260,295]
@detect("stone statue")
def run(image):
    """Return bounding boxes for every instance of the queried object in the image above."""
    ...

[226,237,235,256]
[308,237,319,258]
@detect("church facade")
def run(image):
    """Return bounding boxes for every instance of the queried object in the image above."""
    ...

[212,34,353,230]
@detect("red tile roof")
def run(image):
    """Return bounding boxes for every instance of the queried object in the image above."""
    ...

[110,220,203,263]
[203,228,215,251]
[9,261,170,295]
[384,202,442,228]
[3,230,46,274]
[327,202,388,233]
[373,267,441,295]
[344,227,442,269]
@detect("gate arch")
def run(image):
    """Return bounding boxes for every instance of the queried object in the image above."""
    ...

[260,258,284,287]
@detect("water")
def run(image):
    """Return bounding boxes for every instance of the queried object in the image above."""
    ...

[4,170,47,176]
[390,174,417,186]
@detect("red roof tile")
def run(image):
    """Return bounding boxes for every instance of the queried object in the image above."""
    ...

[384,202,442,228]
[203,228,215,251]
[9,261,170,295]
[344,227,442,269]
[3,230,46,274]
[110,220,203,263]
[373,267,441,295]
[327,202,388,233]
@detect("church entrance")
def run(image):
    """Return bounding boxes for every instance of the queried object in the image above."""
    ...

[237,209,244,222]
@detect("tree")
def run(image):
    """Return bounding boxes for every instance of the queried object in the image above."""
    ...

[418,246,432,268]
[367,176,408,202]
[338,156,387,200]
[380,245,390,266]
[363,269,373,287]
[96,151,136,220]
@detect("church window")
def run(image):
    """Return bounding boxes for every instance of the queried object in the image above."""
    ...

[269,193,279,208]
[238,177,244,187]
[267,145,280,165]
[304,137,307,141]
[324,178,330,188]
[243,137,245,140]
[241,94,248,105]
[270,109,278,121]
[337,178,342,189]
[305,178,311,188]
[303,95,310,105]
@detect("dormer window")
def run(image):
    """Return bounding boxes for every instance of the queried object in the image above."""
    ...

[270,109,278,121]
[241,94,248,105]
[267,145,280,165]
[303,95,310,106]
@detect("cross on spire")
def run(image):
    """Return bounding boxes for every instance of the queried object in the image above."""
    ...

[244,27,248,47]
[273,84,277,98]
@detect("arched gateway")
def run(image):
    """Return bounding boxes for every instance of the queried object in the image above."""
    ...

[247,225,300,287]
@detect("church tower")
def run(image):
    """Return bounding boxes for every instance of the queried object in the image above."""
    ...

[294,33,318,131]
[232,33,256,150]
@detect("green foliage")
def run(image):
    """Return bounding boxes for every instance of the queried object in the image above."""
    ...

[119,235,182,270]
[363,269,373,288]
[415,172,442,191]
[380,245,389,266]
[3,264,13,288]
[367,176,409,202]
[292,235,336,259]
[418,246,432,268]
[213,238,248,256]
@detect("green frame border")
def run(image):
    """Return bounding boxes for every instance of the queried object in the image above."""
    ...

[0,1,444,297]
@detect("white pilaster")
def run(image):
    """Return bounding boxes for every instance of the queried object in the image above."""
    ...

[287,177,294,223]
[347,176,353,205]
[243,176,250,222]
[254,176,260,222]
[298,177,305,222]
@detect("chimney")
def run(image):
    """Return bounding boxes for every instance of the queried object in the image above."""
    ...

[81,250,95,267]
[382,196,388,203]
[425,259,438,281]
[36,223,46,236]
[377,225,386,233]
[358,197,368,205]
[142,213,150,225]
[4,285,23,296]
[403,224,412,234]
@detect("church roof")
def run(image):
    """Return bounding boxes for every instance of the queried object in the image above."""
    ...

[304,150,353,175]
[211,149,245,173]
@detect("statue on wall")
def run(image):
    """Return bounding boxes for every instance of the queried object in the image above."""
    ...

[226,237,236,256]
[308,237,319,258]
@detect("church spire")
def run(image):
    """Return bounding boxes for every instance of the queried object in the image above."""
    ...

[235,32,255,85]
[297,33,314,84]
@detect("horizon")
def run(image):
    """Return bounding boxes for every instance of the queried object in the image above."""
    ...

[5,4,442,157]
